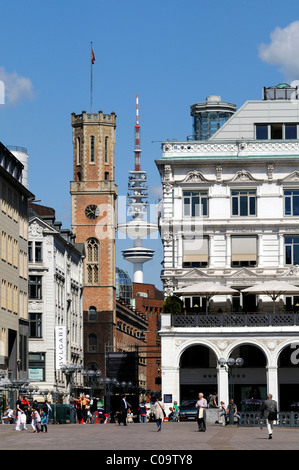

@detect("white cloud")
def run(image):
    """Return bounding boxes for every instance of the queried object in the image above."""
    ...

[259,21,299,82]
[0,67,33,106]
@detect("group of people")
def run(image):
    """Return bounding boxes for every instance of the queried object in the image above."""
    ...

[14,395,51,433]
[196,392,278,439]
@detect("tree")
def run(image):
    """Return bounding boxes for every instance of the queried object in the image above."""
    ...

[162,295,183,314]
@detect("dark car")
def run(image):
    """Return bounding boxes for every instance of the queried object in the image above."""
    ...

[179,400,197,421]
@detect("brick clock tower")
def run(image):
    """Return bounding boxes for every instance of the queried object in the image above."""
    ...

[70,110,117,373]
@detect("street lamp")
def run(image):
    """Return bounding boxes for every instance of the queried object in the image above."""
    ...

[218,357,244,424]
[82,369,102,397]
[61,363,83,422]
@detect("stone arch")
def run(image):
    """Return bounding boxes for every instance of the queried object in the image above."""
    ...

[224,340,269,405]
[226,339,270,367]
[177,340,219,402]
[277,340,299,410]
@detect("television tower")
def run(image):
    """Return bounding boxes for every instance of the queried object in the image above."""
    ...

[118,95,157,283]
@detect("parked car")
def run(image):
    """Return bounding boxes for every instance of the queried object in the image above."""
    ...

[179,400,197,421]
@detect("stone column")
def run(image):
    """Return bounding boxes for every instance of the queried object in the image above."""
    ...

[266,365,278,403]
[161,366,180,408]
[218,365,229,407]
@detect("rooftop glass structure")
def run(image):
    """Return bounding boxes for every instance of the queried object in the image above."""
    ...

[190,95,236,141]
[116,267,133,305]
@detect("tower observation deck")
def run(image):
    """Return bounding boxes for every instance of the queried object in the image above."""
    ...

[118,95,157,283]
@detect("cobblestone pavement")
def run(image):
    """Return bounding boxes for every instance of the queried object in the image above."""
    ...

[0,422,298,452]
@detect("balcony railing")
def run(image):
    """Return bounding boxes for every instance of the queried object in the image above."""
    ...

[239,411,299,427]
[171,312,299,328]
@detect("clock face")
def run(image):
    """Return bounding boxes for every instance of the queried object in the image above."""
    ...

[85,204,99,219]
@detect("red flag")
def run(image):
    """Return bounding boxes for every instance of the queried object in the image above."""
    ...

[91,48,95,64]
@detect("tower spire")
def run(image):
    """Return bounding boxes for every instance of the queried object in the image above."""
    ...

[134,94,141,171]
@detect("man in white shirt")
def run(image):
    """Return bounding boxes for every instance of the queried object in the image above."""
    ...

[195,393,207,432]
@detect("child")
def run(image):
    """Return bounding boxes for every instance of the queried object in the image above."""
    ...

[31,409,41,433]
[126,408,134,423]
[40,409,47,432]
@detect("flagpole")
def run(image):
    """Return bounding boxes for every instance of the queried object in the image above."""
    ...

[91,41,93,113]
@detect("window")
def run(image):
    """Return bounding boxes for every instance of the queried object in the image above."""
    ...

[90,136,95,163]
[256,124,268,140]
[285,124,297,139]
[183,191,208,217]
[231,236,257,266]
[105,136,108,163]
[284,190,299,216]
[88,334,97,352]
[29,241,42,262]
[285,237,299,265]
[232,190,256,216]
[256,123,298,140]
[86,238,99,285]
[88,306,97,321]
[271,124,282,139]
[182,237,209,267]
[28,353,45,381]
[29,275,42,299]
[76,137,81,165]
[29,313,42,338]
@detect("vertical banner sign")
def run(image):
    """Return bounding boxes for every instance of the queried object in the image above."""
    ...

[55,326,66,370]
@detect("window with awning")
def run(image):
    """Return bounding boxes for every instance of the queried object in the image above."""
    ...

[231,236,257,266]
[183,237,209,266]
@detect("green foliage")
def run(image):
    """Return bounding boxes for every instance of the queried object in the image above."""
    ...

[162,295,183,314]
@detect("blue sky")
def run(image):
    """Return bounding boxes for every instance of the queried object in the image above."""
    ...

[1,0,299,289]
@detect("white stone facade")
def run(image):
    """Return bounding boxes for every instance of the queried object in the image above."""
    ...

[156,87,299,410]
[28,213,84,401]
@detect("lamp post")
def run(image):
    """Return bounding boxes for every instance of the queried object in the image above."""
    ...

[82,369,102,397]
[218,357,244,424]
[61,364,83,422]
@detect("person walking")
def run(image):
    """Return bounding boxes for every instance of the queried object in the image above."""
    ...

[154,397,165,432]
[15,395,25,431]
[80,394,90,423]
[90,397,98,423]
[260,394,278,439]
[173,401,180,422]
[138,401,148,423]
[119,395,131,426]
[195,393,207,432]
[31,408,41,433]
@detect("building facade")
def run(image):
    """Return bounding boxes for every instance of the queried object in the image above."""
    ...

[156,84,299,411]
[28,203,84,401]
[133,282,164,394]
[0,142,34,394]
[70,110,118,374]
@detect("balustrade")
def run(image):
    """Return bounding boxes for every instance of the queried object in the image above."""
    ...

[171,313,299,328]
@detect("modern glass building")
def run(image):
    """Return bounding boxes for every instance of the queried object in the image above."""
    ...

[190,95,236,141]
[116,267,133,305]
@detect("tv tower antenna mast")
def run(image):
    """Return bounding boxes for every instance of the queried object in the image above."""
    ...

[118,95,157,283]
[134,94,141,171]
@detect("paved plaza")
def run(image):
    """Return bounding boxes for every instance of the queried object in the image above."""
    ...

[0,421,298,453]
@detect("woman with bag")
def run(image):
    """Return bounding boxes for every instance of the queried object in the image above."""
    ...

[260,394,278,439]
[154,397,165,432]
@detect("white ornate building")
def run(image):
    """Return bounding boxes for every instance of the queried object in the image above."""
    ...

[28,203,84,401]
[156,84,299,411]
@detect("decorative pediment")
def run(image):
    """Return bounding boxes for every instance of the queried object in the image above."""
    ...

[226,169,261,183]
[229,268,258,279]
[181,170,211,183]
[280,170,299,182]
[28,217,57,238]
[180,268,209,279]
